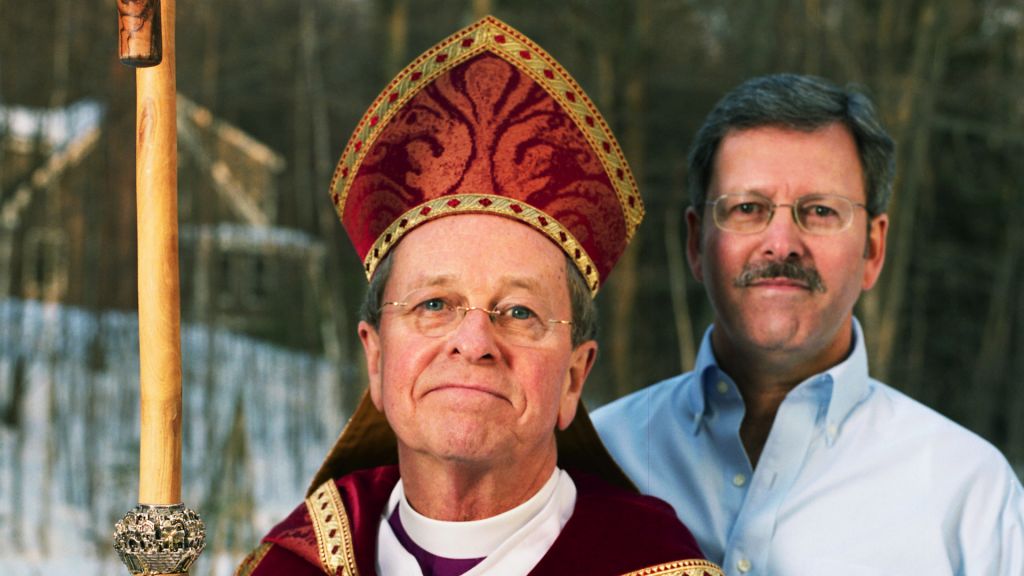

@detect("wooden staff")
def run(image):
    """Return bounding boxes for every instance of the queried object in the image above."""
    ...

[113,1,205,574]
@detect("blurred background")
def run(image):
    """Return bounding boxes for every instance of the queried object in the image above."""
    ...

[1,0,1022,573]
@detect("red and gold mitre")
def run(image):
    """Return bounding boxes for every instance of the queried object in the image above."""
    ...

[329,15,643,295]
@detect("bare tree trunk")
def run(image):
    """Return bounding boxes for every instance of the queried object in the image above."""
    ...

[665,171,696,372]
[200,0,220,109]
[386,0,409,76]
[1009,271,1024,471]
[966,199,1020,440]
[862,1,950,382]
[472,0,492,20]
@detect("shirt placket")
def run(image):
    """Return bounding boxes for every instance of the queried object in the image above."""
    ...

[722,386,822,576]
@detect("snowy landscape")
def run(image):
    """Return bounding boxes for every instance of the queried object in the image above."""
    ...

[0,298,350,575]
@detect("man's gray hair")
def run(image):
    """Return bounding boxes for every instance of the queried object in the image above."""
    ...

[360,250,597,347]
[687,73,895,216]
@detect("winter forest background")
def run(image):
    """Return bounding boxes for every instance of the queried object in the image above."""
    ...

[2,0,1023,574]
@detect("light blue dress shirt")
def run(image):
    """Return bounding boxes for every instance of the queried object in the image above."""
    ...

[593,319,1024,575]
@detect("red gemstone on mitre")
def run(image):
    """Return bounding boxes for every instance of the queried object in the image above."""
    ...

[565,91,576,102]
[420,206,432,216]
[544,69,555,79]
[495,34,506,43]
[461,38,474,48]
[354,141,362,152]
[574,249,581,259]
[519,50,531,60]
[559,232,568,242]
[399,219,409,228]
[616,168,624,180]
[585,116,595,127]
[478,198,493,207]
[410,71,422,82]
[384,233,393,243]
[331,192,339,204]
[331,546,340,555]
[602,141,611,153]
[388,92,399,103]
[586,266,592,275]
[538,216,548,226]
[446,198,461,208]
[628,196,636,207]
[369,116,379,126]
[510,204,523,214]
[341,166,349,178]
[329,529,337,538]
[435,53,448,63]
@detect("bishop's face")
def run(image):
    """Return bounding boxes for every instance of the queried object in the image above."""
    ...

[687,123,888,370]
[359,214,595,475]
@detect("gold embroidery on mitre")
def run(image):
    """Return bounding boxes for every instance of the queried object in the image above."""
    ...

[362,194,601,295]
[306,480,360,576]
[329,16,643,249]
[234,542,273,576]
[620,559,726,576]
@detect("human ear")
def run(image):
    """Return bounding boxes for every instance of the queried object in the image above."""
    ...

[861,214,888,290]
[557,340,597,430]
[358,321,384,410]
[685,207,705,283]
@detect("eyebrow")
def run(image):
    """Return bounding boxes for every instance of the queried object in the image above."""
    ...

[403,273,546,294]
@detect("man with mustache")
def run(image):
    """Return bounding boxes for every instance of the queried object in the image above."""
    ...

[593,74,1024,574]
[236,17,722,576]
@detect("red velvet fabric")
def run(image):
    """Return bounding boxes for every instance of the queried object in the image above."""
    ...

[341,52,628,285]
[250,465,708,575]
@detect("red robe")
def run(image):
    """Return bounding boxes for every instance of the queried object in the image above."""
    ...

[236,466,721,576]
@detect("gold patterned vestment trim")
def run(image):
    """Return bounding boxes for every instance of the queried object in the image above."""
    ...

[329,15,643,264]
[620,558,726,576]
[306,480,360,576]
[361,193,601,294]
[234,542,273,576]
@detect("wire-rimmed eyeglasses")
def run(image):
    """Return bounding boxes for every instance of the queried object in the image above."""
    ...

[707,192,867,235]
[380,298,572,346]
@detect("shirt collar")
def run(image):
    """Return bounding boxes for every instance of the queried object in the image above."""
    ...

[684,318,871,442]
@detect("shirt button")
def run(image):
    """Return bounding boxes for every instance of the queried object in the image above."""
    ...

[732,473,747,487]
[716,380,729,394]
[737,558,752,573]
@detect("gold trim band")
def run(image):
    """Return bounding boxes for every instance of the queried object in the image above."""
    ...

[620,559,726,576]
[306,480,360,576]
[233,543,272,576]
[361,193,601,295]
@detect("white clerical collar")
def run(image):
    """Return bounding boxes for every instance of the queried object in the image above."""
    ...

[390,467,561,559]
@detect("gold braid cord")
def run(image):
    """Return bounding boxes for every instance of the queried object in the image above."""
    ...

[306,480,360,576]
[233,542,272,576]
[621,559,726,576]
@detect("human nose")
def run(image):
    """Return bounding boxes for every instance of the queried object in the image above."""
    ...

[760,203,806,259]
[446,306,501,362]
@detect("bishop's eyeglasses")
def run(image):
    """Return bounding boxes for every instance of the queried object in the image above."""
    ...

[707,192,867,235]
[380,297,572,346]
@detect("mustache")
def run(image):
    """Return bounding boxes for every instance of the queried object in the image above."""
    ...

[734,260,826,293]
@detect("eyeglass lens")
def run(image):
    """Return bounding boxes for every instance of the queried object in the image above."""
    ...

[711,193,858,234]
[382,298,567,345]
